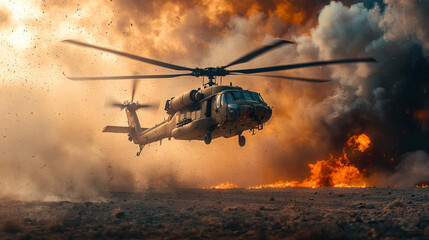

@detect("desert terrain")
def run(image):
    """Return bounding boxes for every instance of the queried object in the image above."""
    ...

[1,188,428,239]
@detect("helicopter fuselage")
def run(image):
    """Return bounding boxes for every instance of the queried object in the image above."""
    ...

[123,85,272,147]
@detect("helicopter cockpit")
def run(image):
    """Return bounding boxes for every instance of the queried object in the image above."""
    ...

[215,90,265,108]
[214,90,271,127]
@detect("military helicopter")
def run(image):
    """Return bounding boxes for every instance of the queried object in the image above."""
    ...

[63,39,375,156]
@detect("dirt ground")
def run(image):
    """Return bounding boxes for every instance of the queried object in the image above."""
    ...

[1,188,429,239]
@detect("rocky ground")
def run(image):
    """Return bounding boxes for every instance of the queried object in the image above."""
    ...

[1,188,429,239]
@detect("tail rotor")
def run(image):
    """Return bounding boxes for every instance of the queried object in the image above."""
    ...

[106,79,158,111]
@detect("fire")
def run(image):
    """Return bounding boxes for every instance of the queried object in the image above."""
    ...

[248,180,299,189]
[204,134,371,189]
[204,181,239,189]
[248,134,370,188]
[300,154,366,188]
[247,153,366,189]
[347,134,371,152]
[416,184,429,188]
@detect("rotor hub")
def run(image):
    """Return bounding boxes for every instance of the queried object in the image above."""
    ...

[192,67,229,78]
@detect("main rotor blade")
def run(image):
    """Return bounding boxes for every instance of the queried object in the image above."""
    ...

[62,40,194,71]
[68,73,193,81]
[229,57,376,74]
[248,74,331,83]
[222,39,295,69]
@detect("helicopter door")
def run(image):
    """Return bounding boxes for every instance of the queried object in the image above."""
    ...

[205,98,212,117]
[214,93,227,123]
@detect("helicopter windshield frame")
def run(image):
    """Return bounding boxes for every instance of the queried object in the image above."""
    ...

[222,90,264,104]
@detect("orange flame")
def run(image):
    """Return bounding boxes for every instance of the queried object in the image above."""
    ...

[347,134,371,152]
[248,180,299,189]
[416,184,429,188]
[248,153,366,189]
[204,181,239,189]
[204,134,371,189]
[248,134,370,188]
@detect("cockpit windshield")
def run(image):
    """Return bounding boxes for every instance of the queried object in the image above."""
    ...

[242,92,253,100]
[231,91,243,100]
[251,92,263,102]
[225,93,234,103]
[226,91,264,103]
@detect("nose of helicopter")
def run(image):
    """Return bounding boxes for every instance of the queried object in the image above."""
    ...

[253,104,272,123]
[229,103,272,123]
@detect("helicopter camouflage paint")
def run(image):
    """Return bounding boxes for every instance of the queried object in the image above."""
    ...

[63,39,375,156]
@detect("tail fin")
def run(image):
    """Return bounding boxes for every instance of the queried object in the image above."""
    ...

[126,109,143,134]
[103,107,148,136]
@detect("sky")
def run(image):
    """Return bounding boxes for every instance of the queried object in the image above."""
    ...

[0,0,428,200]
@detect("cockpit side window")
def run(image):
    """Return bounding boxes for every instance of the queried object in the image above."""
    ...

[232,91,243,100]
[220,94,226,106]
[216,94,221,108]
[242,92,253,100]
[225,92,234,104]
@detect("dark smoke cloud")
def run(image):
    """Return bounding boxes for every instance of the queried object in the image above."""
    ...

[299,1,428,185]
[309,1,429,177]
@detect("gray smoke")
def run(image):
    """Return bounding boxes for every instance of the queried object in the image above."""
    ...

[376,151,429,187]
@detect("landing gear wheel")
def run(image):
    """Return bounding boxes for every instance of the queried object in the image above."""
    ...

[136,144,143,156]
[204,133,212,145]
[239,135,246,147]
